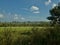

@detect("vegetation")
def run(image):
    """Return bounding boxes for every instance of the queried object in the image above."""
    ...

[47,2,60,26]
[0,21,50,27]
[0,2,60,45]
[0,27,60,45]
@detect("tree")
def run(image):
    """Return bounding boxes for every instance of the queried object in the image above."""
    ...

[47,2,60,26]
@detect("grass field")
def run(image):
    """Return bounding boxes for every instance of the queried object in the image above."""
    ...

[0,27,48,34]
[0,26,47,31]
[0,26,59,45]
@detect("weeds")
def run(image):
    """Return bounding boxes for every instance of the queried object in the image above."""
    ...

[0,27,60,45]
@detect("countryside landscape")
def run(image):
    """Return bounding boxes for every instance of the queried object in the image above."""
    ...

[0,0,60,45]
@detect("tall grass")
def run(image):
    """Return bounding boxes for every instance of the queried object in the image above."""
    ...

[0,27,60,45]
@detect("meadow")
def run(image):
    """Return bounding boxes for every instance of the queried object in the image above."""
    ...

[0,27,47,31]
[0,21,59,45]
[0,26,60,45]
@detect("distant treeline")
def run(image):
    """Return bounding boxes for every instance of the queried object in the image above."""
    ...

[0,21,50,27]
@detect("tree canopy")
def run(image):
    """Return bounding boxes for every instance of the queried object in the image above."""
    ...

[47,2,60,26]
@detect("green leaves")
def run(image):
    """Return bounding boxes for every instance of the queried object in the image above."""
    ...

[47,2,60,26]
[47,16,56,20]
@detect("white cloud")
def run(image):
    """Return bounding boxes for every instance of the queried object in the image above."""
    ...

[0,14,4,18]
[45,0,51,5]
[22,6,39,11]
[21,6,40,14]
[31,6,39,11]
[14,14,25,20]
[30,6,40,14]
[52,3,57,8]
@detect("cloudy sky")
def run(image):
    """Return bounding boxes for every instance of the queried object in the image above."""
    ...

[0,0,59,22]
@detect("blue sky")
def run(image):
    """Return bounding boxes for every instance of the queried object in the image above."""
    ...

[0,0,59,22]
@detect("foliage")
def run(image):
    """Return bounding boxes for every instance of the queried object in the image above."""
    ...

[47,2,60,26]
[0,21,50,27]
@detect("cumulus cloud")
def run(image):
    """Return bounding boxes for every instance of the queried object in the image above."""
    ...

[21,6,39,11]
[30,6,40,14]
[21,6,40,14]
[45,0,51,5]
[0,14,4,18]
[31,6,39,11]
[52,3,57,8]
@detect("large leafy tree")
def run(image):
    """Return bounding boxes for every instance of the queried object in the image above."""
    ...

[47,2,60,26]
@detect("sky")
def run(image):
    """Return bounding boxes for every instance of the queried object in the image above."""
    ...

[0,0,59,22]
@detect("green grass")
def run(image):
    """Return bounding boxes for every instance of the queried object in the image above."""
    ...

[0,26,53,33]
[0,27,52,31]
[0,26,59,45]
[0,27,33,32]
